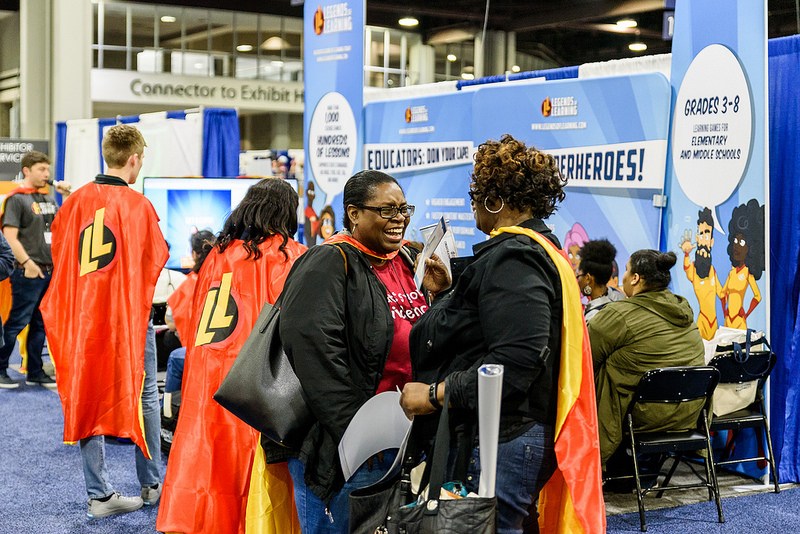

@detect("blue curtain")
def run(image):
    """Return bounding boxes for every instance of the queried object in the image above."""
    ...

[202,108,240,177]
[767,34,800,482]
[166,110,186,120]
[54,122,67,183]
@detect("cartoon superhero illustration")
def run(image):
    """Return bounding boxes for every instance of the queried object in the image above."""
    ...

[304,180,320,247]
[564,222,589,274]
[721,199,764,329]
[680,207,724,340]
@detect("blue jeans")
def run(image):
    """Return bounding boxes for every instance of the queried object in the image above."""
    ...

[0,269,51,377]
[288,449,397,534]
[80,322,161,499]
[465,423,556,534]
[164,346,185,393]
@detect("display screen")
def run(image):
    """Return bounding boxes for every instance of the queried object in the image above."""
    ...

[143,177,261,269]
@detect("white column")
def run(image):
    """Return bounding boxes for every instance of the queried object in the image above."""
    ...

[271,112,291,148]
[51,0,92,126]
[19,0,50,138]
[506,31,517,72]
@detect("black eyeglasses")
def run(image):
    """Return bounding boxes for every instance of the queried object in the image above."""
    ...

[359,204,415,219]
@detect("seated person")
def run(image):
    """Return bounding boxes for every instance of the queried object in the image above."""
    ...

[576,239,625,322]
[588,250,705,472]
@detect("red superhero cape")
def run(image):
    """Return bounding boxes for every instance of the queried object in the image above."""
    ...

[157,236,306,534]
[492,226,606,534]
[40,182,168,458]
[166,271,198,343]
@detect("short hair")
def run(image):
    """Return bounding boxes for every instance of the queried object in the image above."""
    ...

[471,134,566,219]
[697,207,713,228]
[21,151,50,171]
[629,249,677,291]
[579,239,617,285]
[216,179,299,260]
[342,170,401,231]
[726,199,765,279]
[102,125,146,169]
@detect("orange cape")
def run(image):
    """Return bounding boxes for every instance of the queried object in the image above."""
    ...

[157,236,305,534]
[40,183,168,457]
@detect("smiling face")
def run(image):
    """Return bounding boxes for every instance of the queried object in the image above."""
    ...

[349,181,409,254]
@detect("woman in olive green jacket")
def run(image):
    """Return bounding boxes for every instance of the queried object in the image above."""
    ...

[588,250,705,468]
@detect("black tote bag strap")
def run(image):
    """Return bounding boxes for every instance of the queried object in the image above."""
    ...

[424,388,453,517]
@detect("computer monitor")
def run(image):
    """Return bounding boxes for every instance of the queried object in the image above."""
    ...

[143,177,261,269]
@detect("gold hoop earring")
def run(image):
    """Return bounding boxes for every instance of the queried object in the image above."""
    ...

[484,196,504,214]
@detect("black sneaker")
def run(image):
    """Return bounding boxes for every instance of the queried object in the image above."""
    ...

[25,373,57,390]
[0,372,19,389]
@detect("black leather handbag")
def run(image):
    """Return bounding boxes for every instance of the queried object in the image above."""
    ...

[349,390,496,534]
[214,299,312,449]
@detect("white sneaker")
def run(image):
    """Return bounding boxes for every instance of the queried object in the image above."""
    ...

[87,493,143,519]
[141,483,161,505]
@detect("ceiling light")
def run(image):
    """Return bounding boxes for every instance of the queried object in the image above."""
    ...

[193,62,204,69]
[511,65,521,73]
[271,60,285,66]
[398,16,419,27]
[236,44,254,52]
[616,18,638,28]
[628,42,648,52]
[160,15,176,23]
[261,36,290,51]
[461,72,475,80]
[446,54,457,62]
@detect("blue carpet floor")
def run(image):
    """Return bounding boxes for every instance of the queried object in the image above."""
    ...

[607,485,800,533]
[1,365,163,534]
[4,355,800,533]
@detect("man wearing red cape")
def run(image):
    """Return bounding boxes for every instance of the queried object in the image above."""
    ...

[41,125,168,519]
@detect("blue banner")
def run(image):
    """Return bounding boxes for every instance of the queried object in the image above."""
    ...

[665,1,767,340]
[303,0,364,245]
[365,93,478,253]
[664,0,768,479]
[471,74,671,273]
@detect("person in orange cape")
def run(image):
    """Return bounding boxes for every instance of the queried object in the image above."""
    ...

[401,135,605,534]
[165,229,215,345]
[40,125,169,519]
[157,178,306,534]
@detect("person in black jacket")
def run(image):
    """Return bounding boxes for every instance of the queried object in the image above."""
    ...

[400,134,567,534]
[279,170,449,533]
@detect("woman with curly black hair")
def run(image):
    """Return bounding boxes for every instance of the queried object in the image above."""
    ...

[578,239,626,322]
[401,135,604,533]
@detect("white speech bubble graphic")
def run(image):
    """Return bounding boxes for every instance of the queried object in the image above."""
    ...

[308,91,358,198]
[672,44,753,233]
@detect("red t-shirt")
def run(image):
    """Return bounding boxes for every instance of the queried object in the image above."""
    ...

[372,255,428,394]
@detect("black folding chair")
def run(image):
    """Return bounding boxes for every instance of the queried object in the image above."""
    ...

[708,350,779,493]
[611,366,723,532]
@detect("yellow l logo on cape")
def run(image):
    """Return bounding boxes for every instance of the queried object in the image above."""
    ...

[195,272,235,346]
[79,208,114,276]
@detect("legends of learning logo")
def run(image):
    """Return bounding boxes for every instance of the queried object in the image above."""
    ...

[195,272,240,347]
[78,208,118,276]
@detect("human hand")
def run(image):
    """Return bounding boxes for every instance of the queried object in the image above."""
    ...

[54,181,72,197]
[400,382,437,419]
[24,260,45,279]
[422,253,451,296]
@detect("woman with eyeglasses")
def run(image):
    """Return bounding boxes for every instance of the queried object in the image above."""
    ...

[278,170,450,534]
[577,238,626,322]
[400,134,604,533]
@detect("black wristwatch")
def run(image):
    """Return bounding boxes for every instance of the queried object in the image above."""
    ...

[428,382,442,410]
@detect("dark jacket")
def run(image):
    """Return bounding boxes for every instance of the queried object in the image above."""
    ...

[411,218,563,442]
[0,232,17,348]
[279,240,418,502]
